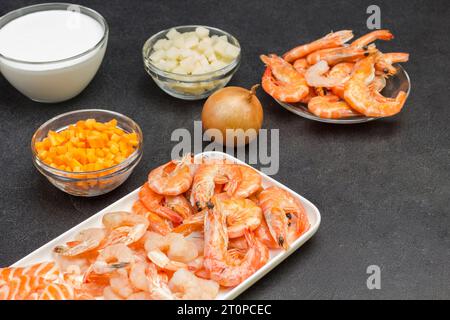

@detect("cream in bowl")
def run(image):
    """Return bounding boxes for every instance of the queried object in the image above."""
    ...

[143,25,241,100]
[0,3,108,103]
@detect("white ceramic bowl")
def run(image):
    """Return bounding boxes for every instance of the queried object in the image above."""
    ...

[0,3,108,103]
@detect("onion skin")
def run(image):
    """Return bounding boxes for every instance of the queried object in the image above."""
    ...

[202,85,264,147]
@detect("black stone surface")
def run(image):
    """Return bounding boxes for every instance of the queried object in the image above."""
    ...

[0,0,448,299]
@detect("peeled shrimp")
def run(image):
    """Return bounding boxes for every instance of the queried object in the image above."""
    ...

[283,30,354,62]
[169,269,219,300]
[258,187,309,250]
[190,163,242,211]
[147,154,193,196]
[146,263,174,300]
[344,55,407,117]
[102,211,149,246]
[54,228,106,257]
[92,243,134,274]
[305,60,350,88]
[144,232,198,272]
[203,208,269,287]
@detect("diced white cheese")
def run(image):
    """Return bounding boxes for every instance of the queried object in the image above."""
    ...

[180,57,196,74]
[166,28,181,40]
[184,35,199,49]
[151,27,238,76]
[210,60,227,71]
[213,40,228,56]
[197,38,212,52]
[165,46,180,60]
[218,35,228,43]
[173,37,185,49]
[154,39,169,50]
[157,59,178,72]
[172,65,188,75]
[195,26,209,38]
[222,43,240,59]
[149,50,165,62]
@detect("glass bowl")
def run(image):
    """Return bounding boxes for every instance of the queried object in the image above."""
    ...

[31,109,143,197]
[0,3,109,103]
[276,65,411,124]
[143,25,241,100]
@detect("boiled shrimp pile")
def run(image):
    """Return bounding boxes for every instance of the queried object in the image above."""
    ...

[0,156,309,300]
[261,29,410,118]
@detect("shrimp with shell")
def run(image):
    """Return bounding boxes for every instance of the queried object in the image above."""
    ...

[203,207,269,287]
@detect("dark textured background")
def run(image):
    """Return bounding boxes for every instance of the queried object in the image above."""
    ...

[0,0,449,299]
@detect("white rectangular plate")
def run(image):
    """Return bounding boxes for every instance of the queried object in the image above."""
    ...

[12,151,321,300]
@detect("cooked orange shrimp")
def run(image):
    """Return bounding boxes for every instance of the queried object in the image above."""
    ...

[258,187,309,250]
[147,154,193,196]
[375,52,409,75]
[92,243,135,274]
[139,183,184,224]
[176,194,263,239]
[306,44,376,66]
[39,283,75,300]
[344,55,407,117]
[203,208,269,287]
[190,163,242,211]
[261,67,309,103]
[165,194,193,220]
[254,218,280,249]
[54,228,106,257]
[215,194,263,238]
[308,95,360,119]
[329,62,355,99]
[293,58,309,74]
[370,75,387,92]
[283,30,354,62]
[102,211,149,246]
[305,60,350,88]
[132,200,172,235]
[261,54,304,83]
[0,262,59,283]
[351,29,394,48]
[233,165,262,199]
[260,54,310,103]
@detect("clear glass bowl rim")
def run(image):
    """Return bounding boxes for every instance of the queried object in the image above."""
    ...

[0,2,109,65]
[31,109,143,180]
[142,25,241,81]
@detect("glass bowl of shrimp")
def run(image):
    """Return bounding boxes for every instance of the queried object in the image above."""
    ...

[31,109,143,197]
[260,29,411,124]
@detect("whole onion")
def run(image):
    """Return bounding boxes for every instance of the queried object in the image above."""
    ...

[202,85,264,147]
